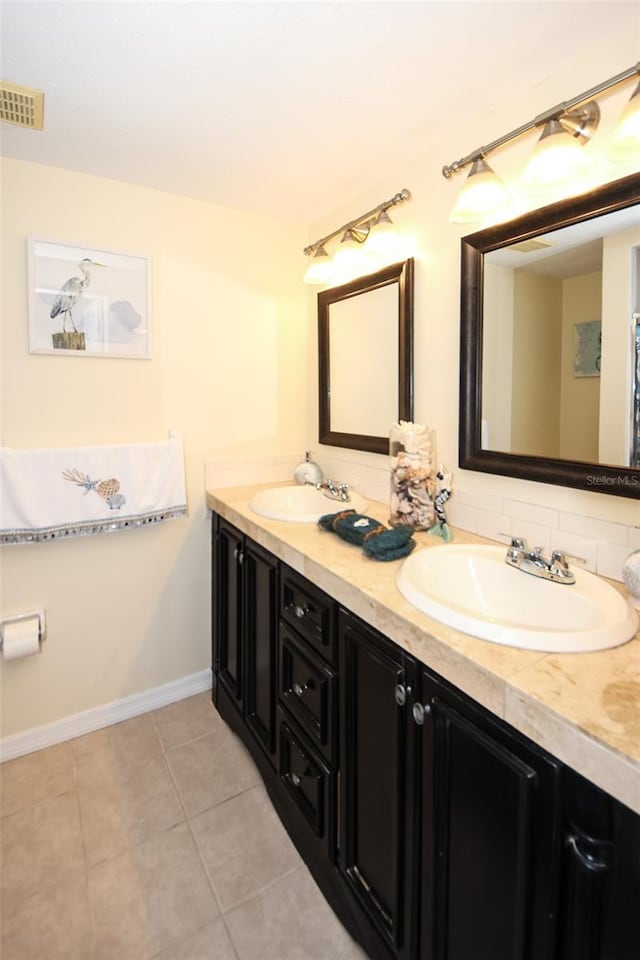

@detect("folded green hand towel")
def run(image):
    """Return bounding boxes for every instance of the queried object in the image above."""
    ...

[318,510,416,561]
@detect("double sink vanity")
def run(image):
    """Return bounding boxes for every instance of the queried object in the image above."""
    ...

[208,480,640,960]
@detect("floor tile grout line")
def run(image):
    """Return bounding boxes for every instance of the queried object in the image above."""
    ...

[152,708,230,923]
[157,724,229,754]
[220,860,306,917]
[0,783,75,821]
[147,917,241,960]
[79,713,169,960]
[69,784,96,952]
[4,697,291,960]
[163,758,243,960]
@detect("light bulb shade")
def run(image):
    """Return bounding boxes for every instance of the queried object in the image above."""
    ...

[366,209,401,257]
[609,79,640,162]
[374,209,393,227]
[449,157,511,224]
[331,230,371,282]
[303,245,331,285]
[521,119,586,193]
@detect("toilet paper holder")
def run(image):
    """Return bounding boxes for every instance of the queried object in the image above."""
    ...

[0,610,47,652]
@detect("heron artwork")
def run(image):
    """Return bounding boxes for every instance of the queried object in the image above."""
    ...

[49,258,105,333]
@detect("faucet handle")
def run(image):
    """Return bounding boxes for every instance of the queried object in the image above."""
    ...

[551,549,586,568]
[506,536,526,562]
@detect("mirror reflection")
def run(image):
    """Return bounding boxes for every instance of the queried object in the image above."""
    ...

[459,173,640,498]
[482,206,640,467]
[329,283,398,437]
[318,259,414,455]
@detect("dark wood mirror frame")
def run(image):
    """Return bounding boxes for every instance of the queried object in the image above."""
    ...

[318,258,414,455]
[459,172,640,500]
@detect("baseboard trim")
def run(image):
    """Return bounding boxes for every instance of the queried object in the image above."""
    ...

[0,669,213,762]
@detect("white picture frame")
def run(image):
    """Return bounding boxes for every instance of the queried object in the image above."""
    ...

[28,238,152,359]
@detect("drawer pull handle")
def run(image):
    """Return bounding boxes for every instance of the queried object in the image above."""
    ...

[293,681,312,697]
[294,604,310,619]
[412,701,432,725]
[394,683,412,706]
[291,771,305,787]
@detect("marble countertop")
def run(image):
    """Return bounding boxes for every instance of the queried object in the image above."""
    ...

[207,483,640,815]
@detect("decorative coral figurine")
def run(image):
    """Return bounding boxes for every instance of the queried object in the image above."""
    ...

[427,467,453,542]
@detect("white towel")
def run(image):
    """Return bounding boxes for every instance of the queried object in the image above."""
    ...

[0,438,187,544]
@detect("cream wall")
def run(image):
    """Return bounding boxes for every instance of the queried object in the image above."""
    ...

[511,271,562,459]
[1,158,308,738]
[482,263,513,452]
[600,224,640,465]
[560,271,601,462]
[306,23,640,528]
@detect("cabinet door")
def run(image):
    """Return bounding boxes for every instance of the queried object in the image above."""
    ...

[419,670,561,960]
[339,610,415,957]
[558,768,640,960]
[216,520,244,709]
[243,539,278,762]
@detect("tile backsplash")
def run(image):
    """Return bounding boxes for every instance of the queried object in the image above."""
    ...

[205,451,639,584]
[448,489,638,583]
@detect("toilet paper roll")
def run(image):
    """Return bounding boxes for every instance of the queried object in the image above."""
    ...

[2,616,42,660]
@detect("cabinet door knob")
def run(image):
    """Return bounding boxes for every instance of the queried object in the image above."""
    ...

[294,604,309,619]
[291,771,305,787]
[293,681,312,697]
[412,701,432,725]
[234,546,244,565]
[394,683,412,706]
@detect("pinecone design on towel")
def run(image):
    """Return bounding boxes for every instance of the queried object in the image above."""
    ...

[62,468,127,510]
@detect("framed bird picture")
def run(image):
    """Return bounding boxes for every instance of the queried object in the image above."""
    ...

[27,238,152,358]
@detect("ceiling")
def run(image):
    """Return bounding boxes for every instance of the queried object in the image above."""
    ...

[1,1,635,224]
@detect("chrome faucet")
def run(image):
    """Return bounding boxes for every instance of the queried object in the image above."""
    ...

[314,479,351,502]
[505,537,576,585]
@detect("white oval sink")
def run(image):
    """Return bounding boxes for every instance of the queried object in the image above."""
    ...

[249,485,368,523]
[396,544,638,653]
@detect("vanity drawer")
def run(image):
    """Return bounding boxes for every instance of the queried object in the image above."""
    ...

[280,566,335,665]
[279,623,337,765]
[277,712,335,860]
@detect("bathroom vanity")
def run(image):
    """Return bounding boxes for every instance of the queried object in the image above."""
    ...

[207,483,640,960]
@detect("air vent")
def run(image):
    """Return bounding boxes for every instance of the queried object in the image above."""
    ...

[509,238,554,254]
[0,80,44,130]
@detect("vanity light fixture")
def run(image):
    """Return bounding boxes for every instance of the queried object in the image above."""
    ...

[449,156,513,224]
[303,188,411,285]
[302,244,332,286]
[609,78,640,162]
[443,63,640,222]
[330,228,370,283]
[521,103,599,193]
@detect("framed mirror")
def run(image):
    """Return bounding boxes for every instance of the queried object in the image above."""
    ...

[318,258,414,455]
[460,172,640,499]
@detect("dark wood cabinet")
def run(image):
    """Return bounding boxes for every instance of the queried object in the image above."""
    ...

[339,610,416,959]
[214,519,244,708]
[277,708,337,861]
[243,537,278,759]
[338,610,414,957]
[279,621,337,765]
[213,517,278,768]
[417,669,561,960]
[558,767,640,960]
[211,514,640,960]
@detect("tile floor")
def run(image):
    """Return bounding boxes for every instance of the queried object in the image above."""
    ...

[0,693,367,960]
